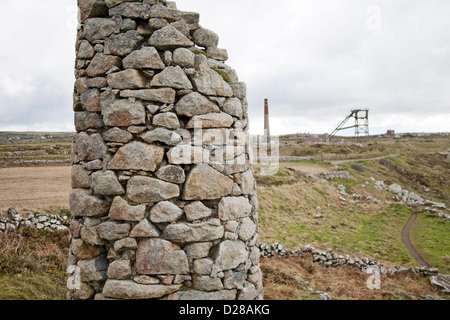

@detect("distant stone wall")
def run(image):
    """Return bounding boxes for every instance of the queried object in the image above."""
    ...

[0,208,69,233]
[68,0,263,300]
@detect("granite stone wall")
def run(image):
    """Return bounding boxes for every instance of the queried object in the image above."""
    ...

[68,0,263,300]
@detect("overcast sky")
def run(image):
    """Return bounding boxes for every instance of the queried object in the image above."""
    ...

[0,0,449,136]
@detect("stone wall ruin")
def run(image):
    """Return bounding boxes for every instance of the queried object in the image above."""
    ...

[68,0,263,300]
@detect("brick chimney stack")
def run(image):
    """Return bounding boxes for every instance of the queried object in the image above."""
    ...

[264,99,271,142]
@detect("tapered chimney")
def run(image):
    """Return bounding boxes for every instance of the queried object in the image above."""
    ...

[264,99,271,142]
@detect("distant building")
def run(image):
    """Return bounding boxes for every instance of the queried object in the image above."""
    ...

[387,130,395,135]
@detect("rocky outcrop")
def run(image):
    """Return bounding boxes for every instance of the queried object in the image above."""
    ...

[69,0,261,301]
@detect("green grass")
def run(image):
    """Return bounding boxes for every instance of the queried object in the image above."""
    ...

[213,69,232,83]
[191,49,208,57]
[290,205,415,265]
[0,273,67,300]
[0,228,69,300]
[258,177,418,266]
[411,214,450,273]
[312,187,326,198]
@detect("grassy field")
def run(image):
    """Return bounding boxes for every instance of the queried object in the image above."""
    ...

[411,214,450,273]
[257,177,418,266]
[0,228,69,300]
[278,135,450,159]
[0,132,72,167]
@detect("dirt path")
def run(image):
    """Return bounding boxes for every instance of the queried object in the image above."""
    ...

[0,165,71,211]
[402,213,431,268]
[329,154,400,165]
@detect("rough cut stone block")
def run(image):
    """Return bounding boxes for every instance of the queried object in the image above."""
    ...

[80,218,105,246]
[75,112,104,132]
[150,201,183,224]
[107,260,132,280]
[175,92,219,117]
[122,46,165,70]
[107,69,147,89]
[193,258,214,275]
[113,237,138,252]
[71,165,91,189]
[120,88,176,103]
[96,221,131,240]
[172,48,195,68]
[108,3,151,19]
[206,47,228,61]
[103,280,182,299]
[103,127,133,143]
[78,255,109,282]
[162,290,237,301]
[149,4,181,21]
[79,0,109,22]
[152,112,180,130]
[184,201,212,222]
[167,145,210,165]
[74,132,107,161]
[71,238,106,260]
[211,240,248,272]
[155,165,186,184]
[193,28,219,48]
[179,10,199,24]
[192,276,224,292]
[151,66,193,90]
[90,170,125,196]
[104,31,144,57]
[183,164,234,200]
[218,197,253,221]
[184,242,213,260]
[86,53,121,77]
[230,82,247,99]
[224,271,247,290]
[127,176,180,203]
[140,128,182,146]
[238,217,256,242]
[103,100,146,127]
[170,20,190,36]
[237,283,258,300]
[108,141,165,171]
[136,239,189,275]
[163,219,224,244]
[78,40,95,59]
[105,0,137,8]
[84,18,117,42]
[186,112,234,129]
[109,196,146,222]
[190,58,233,97]
[130,218,161,238]
[149,25,194,50]
[80,88,101,112]
[223,98,243,119]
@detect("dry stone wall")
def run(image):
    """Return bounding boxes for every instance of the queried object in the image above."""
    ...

[69,0,263,300]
